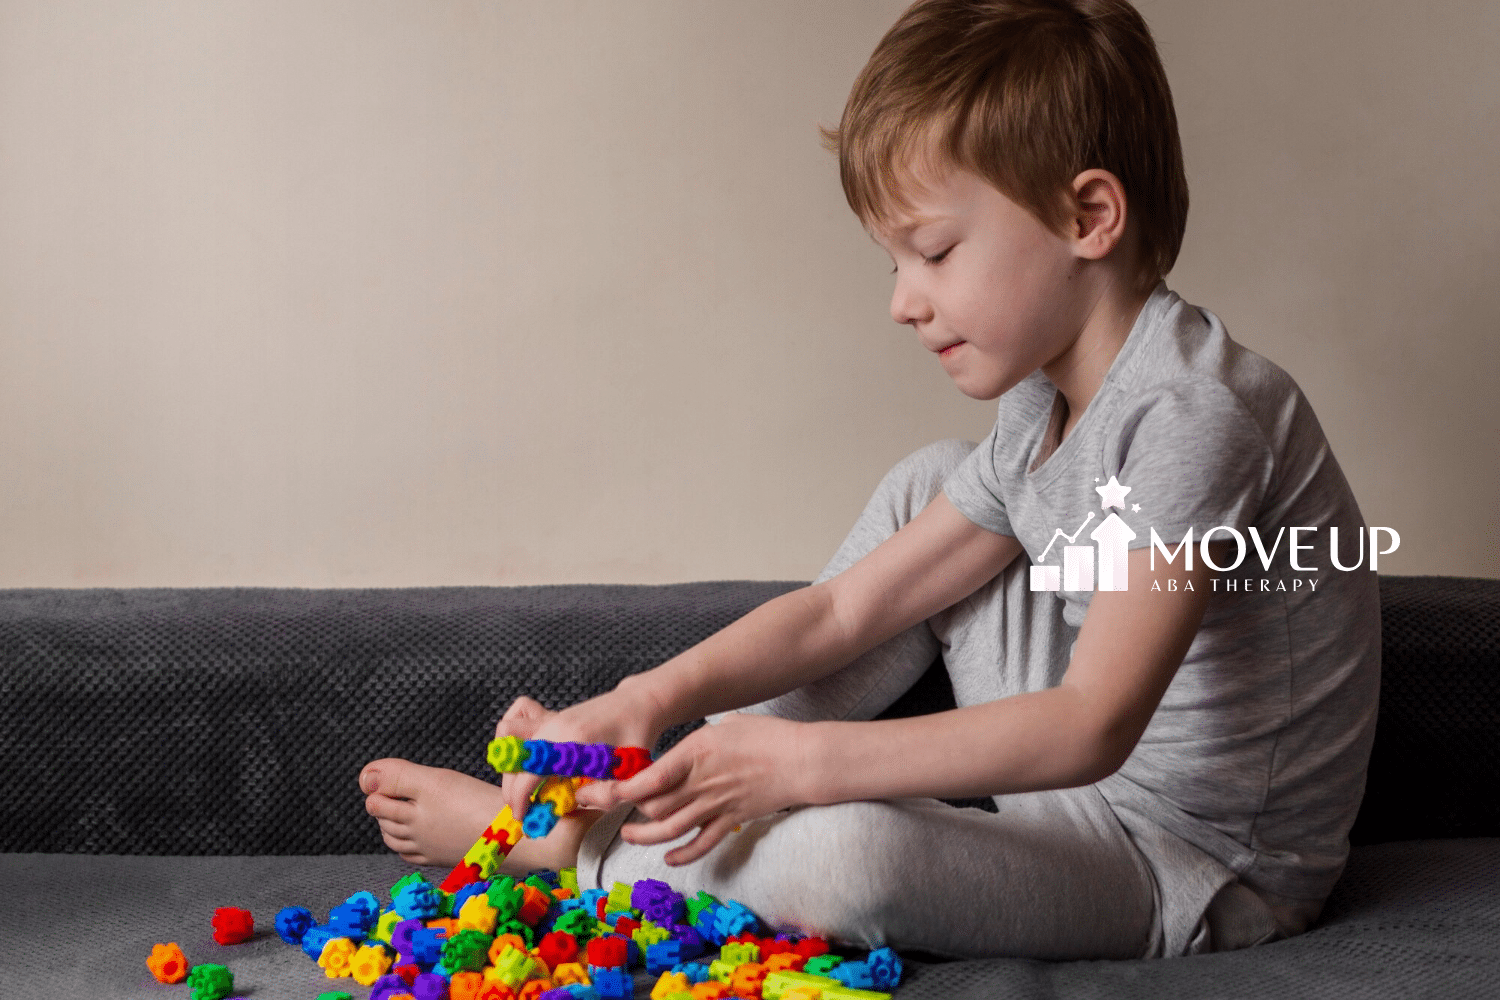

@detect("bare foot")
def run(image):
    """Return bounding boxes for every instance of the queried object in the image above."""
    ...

[360,758,598,875]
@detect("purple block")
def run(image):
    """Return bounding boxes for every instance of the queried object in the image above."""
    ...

[553,741,583,775]
[412,972,449,1000]
[580,743,615,779]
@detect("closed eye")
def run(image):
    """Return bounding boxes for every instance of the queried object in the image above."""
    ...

[924,247,952,265]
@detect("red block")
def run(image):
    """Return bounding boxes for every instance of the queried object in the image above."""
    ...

[611,747,652,781]
[211,907,254,945]
[793,937,830,959]
[585,934,628,969]
[536,930,579,968]
[440,861,483,893]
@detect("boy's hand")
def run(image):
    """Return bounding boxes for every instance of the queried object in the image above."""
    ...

[576,712,811,866]
[494,689,662,822]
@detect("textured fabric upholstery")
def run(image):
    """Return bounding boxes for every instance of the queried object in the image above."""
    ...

[1,575,1497,998]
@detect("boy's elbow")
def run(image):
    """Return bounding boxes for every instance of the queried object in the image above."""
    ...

[1074,714,1145,785]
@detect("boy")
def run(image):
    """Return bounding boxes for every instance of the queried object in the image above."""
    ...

[361,0,1379,960]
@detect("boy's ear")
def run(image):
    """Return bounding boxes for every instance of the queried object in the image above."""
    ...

[1068,169,1129,261]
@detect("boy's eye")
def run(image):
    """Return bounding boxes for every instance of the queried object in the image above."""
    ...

[923,247,952,265]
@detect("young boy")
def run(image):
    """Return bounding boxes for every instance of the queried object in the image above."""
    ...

[361,0,1380,961]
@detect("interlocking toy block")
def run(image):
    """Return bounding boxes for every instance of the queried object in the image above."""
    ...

[394,882,443,920]
[351,943,396,985]
[274,905,314,944]
[828,960,874,990]
[586,933,629,968]
[316,992,355,1000]
[444,927,497,973]
[185,962,235,1000]
[764,951,807,974]
[729,961,768,998]
[491,943,539,988]
[522,740,560,775]
[687,982,732,1000]
[552,961,591,986]
[211,906,254,944]
[460,894,502,934]
[552,907,599,941]
[652,971,692,1000]
[524,801,562,838]
[591,967,633,1000]
[146,941,189,983]
[802,954,842,976]
[719,941,760,966]
[488,735,531,772]
[411,972,451,1000]
[537,929,581,967]
[319,936,360,978]
[410,926,449,966]
[864,947,902,989]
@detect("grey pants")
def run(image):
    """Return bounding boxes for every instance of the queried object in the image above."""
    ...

[576,441,1269,960]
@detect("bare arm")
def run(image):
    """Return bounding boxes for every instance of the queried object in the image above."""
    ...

[798,543,1215,803]
[624,492,1026,733]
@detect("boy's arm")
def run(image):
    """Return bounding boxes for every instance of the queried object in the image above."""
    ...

[799,543,1215,802]
[511,493,1020,820]
[609,542,1214,863]
[622,491,1027,729]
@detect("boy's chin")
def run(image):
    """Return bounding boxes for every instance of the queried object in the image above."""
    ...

[950,372,1015,401]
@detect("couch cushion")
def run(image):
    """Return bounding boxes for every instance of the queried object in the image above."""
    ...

[2,839,1495,999]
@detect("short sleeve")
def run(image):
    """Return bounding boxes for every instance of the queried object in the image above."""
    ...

[1107,379,1275,548]
[942,420,1015,537]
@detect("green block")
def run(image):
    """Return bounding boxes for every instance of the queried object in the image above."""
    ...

[488,876,524,919]
[803,953,844,976]
[552,907,598,941]
[316,994,354,1000]
[185,963,234,1000]
[685,890,721,924]
[442,928,495,973]
[390,871,426,898]
[494,916,535,948]
[762,970,841,1000]
[371,908,402,945]
[708,958,737,984]
[558,866,579,893]
[606,881,636,916]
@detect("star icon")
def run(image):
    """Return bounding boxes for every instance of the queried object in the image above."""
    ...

[1131,502,1141,513]
[1096,475,1132,510]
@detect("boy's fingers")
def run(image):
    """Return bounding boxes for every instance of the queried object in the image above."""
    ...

[621,795,717,847]
[615,750,688,804]
[664,814,738,866]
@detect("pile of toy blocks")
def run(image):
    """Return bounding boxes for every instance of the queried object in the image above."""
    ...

[269,868,903,1000]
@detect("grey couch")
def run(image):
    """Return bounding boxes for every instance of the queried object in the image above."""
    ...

[2,576,1496,998]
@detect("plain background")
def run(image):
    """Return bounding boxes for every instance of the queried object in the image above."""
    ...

[1,0,1495,587]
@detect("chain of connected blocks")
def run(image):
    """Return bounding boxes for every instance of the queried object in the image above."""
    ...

[440,738,655,894]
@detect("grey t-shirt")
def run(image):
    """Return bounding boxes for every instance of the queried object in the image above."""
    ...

[943,284,1380,916]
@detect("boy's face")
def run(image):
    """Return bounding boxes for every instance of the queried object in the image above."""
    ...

[871,164,1096,401]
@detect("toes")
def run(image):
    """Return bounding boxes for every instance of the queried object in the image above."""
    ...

[365,792,416,824]
[360,757,425,799]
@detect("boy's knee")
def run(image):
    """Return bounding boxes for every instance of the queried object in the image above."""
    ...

[874,439,979,523]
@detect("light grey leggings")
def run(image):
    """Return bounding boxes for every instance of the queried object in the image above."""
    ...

[577,441,1167,960]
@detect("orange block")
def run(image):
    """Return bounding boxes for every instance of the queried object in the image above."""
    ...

[690,982,733,999]
[450,971,486,1000]
[146,942,189,984]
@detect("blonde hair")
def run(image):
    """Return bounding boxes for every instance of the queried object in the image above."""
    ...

[823,0,1188,284]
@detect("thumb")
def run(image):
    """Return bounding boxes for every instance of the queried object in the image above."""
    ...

[573,779,620,812]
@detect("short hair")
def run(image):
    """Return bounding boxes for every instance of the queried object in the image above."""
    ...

[823,0,1188,285]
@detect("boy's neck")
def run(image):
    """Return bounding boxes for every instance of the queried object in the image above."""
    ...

[1042,278,1155,439]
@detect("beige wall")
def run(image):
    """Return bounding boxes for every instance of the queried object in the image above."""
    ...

[0,0,1494,587]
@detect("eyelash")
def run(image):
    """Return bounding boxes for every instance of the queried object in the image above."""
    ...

[890,248,952,274]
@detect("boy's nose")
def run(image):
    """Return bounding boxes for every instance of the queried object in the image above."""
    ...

[889,276,932,327]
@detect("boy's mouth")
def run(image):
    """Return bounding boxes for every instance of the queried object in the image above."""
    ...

[938,341,964,357]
